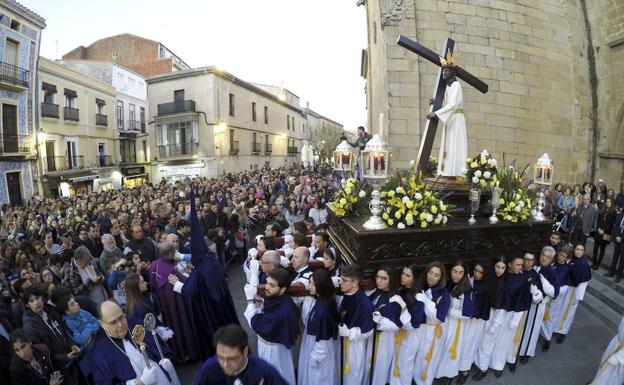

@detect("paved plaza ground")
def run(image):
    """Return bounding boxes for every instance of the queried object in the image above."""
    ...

[177,252,618,385]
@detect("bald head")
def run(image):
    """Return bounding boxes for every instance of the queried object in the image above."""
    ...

[98,300,127,338]
[260,250,281,274]
[291,246,310,270]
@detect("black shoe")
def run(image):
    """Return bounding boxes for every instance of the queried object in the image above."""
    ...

[605,272,615,277]
[542,340,551,351]
[556,334,566,344]
[457,373,469,385]
[494,370,503,378]
[519,356,529,364]
[472,371,487,381]
[592,265,599,270]
[508,363,516,372]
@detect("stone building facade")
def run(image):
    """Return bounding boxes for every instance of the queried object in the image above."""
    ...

[62,33,190,77]
[0,0,44,205]
[360,0,624,188]
[146,67,342,180]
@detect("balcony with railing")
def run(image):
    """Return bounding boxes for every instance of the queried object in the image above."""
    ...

[157,142,198,158]
[251,142,261,155]
[140,121,146,133]
[0,61,29,90]
[229,141,239,155]
[97,155,114,167]
[157,100,195,116]
[41,102,59,118]
[43,155,85,172]
[287,146,299,155]
[95,114,107,126]
[0,134,31,156]
[264,143,272,154]
[64,107,79,122]
[128,120,141,130]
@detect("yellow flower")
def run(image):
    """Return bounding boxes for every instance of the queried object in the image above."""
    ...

[382,212,389,220]
[509,202,516,208]
[335,208,345,217]
[440,204,447,212]
[434,217,442,225]
[419,212,428,221]
[471,162,478,168]
[387,190,395,198]
[380,191,387,198]
[406,201,414,209]
[388,219,394,226]
[421,221,428,228]
[395,211,402,219]
[350,197,358,204]
[397,187,406,194]
[431,205,438,214]
[499,198,505,205]
[406,212,413,222]
[424,191,432,198]
[479,179,487,187]
[345,188,352,195]
[340,198,347,206]
[480,157,487,165]
[466,158,472,163]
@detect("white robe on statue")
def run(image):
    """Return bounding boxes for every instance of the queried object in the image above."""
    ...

[389,312,421,385]
[555,281,588,335]
[542,285,568,341]
[244,303,296,385]
[436,296,468,379]
[298,297,338,385]
[434,80,467,177]
[589,316,624,385]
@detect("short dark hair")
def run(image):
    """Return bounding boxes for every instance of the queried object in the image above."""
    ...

[54,294,73,314]
[21,286,43,304]
[293,234,307,248]
[268,268,291,288]
[341,264,364,283]
[213,324,248,352]
[357,126,365,132]
[178,220,190,229]
[267,223,282,236]
[315,232,329,245]
[10,329,30,347]
[260,236,276,251]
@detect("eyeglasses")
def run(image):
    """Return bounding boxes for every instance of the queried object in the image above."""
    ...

[103,313,126,326]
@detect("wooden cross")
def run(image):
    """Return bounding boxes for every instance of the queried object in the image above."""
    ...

[397,35,489,174]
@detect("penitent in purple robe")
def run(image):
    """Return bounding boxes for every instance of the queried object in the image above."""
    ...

[194,355,288,385]
[148,257,198,362]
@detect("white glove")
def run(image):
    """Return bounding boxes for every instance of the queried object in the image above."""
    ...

[608,354,619,366]
[415,293,427,303]
[139,366,158,385]
[155,326,174,341]
[487,324,498,335]
[244,284,257,300]
[279,255,290,268]
[530,284,539,296]
[424,301,437,320]
[372,311,382,324]
[310,358,320,368]
[450,309,462,319]
[389,295,406,310]
[159,358,174,373]
[249,259,259,272]
[331,276,340,287]
[255,234,263,243]
[338,324,350,337]
[509,316,521,330]
[248,248,258,259]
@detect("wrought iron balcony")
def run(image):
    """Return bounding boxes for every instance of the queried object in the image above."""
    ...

[157,142,198,157]
[157,100,195,116]
[64,107,79,122]
[41,102,59,118]
[0,134,30,155]
[97,155,114,167]
[43,155,85,172]
[287,146,299,155]
[95,114,107,126]
[252,142,261,154]
[0,61,29,89]
[128,120,141,130]
[264,143,272,154]
[229,140,239,155]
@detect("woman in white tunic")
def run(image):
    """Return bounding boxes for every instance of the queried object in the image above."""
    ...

[541,246,572,351]
[473,257,507,381]
[298,269,339,385]
[413,261,451,385]
[390,264,425,385]
[436,261,474,384]
[368,266,403,385]
[554,243,591,343]
[589,316,624,385]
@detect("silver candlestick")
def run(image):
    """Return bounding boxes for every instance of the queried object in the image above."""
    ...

[363,186,387,230]
[468,188,480,225]
[489,186,503,224]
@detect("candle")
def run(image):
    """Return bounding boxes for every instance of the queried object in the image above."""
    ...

[496,181,500,188]
[341,153,350,165]
[373,154,379,171]
[380,154,385,172]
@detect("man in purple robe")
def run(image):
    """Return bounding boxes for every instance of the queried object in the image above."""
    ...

[193,324,287,385]
[148,240,198,363]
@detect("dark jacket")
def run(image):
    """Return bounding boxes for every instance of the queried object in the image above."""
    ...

[83,238,104,261]
[9,344,56,385]
[614,212,624,239]
[21,306,74,367]
[596,209,617,242]
[126,237,157,262]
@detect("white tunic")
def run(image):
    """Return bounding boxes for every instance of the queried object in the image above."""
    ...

[244,303,296,385]
[475,308,504,372]
[336,296,373,385]
[298,297,338,385]
[434,80,467,177]
[555,281,588,335]
[459,317,485,372]
[435,295,468,379]
[542,285,568,341]
[589,316,624,385]
[389,311,421,385]
[413,290,446,385]
[369,298,400,385]
[490,310,524,370]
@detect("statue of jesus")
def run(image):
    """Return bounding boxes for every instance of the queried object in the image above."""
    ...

[425,54,467,177]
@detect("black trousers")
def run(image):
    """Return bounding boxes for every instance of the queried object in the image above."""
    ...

[609,241,624,277]
[592,238,608,267]
[569,228,587,247]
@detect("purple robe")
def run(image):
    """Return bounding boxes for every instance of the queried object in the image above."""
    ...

[193,355,288,385]
[148,257,198,362]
